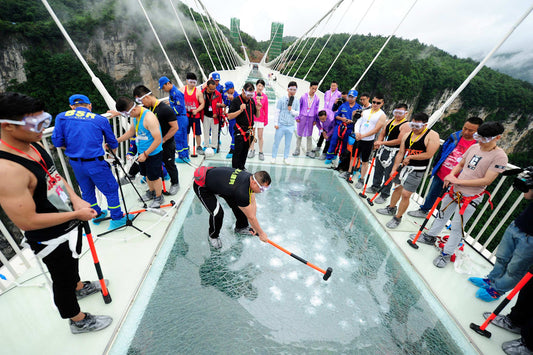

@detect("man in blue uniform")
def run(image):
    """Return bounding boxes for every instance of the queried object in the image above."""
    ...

[325,89,362,164]
[52,94,126,230]
[159,76,189,163]
[212,72,224,94]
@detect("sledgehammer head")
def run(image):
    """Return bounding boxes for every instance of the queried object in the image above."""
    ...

[470,323,492,338]
[323,267,333,281]
[366,197,374,206]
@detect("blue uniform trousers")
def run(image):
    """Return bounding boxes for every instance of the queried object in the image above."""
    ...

[175,114,189,159]
[228,119,236,153]
[326,124,352,160]
[70,159,122,220]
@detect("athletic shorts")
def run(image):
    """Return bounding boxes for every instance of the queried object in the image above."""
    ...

[254,121,265,129]
[352,140,373,162]
[187,116,202,135]
[139,151,163,181]
[393,166,425,193]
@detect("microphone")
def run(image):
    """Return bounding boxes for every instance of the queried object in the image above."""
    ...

[288,96,294,107]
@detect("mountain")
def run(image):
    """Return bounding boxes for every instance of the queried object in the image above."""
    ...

[0,0,532,166]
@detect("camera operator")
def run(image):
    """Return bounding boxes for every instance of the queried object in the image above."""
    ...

[468,167,533,302]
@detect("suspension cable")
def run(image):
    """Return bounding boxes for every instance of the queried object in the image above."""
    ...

[187,4,217,70]
[192,0,226,70]
[317,0,377,88]
[352,0,418,89]
[427,3,533,129]
[168,0,207,81]
[303,0,355,80]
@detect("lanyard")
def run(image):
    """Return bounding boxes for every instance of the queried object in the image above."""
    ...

[408,127,428,149]
[149,100,160,113]
[238,96,253,128]
[307,94,314,110]
[0,139,56,182]
[365,109,379,125]
[135,108,144,135]
[386,118,406,139]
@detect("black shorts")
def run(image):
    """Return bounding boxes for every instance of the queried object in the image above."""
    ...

[139,151,163,181]
[352,140,373,162]
[187,116,202,135]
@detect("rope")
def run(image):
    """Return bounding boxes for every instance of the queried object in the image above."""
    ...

[169,0,207,82]
[187,4,217,70]
[352,0,418,90]
[137,0,184,87]
[303,0,356,81]
[317,0,378,88]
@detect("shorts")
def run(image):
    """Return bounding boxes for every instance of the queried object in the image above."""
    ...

[352,140,373,162]
[139,151,163,181]
[254,121,265,129]
[187,115,202,135]
[393,166,426,193]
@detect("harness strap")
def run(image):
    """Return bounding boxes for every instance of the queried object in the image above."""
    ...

[448,186,493,215]
[22,224,82,260]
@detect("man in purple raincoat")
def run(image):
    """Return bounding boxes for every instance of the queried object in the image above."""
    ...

[315,110,335,160]
[294,81,320,158]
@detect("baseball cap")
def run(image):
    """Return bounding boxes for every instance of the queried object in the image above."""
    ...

[158,76,170,90]
[212,72,221,81]
[348,89,358,98]
[224,81,234,89]
[69,94,91,105]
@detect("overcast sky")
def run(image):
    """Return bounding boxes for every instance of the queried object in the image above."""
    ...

[181,0,533,81]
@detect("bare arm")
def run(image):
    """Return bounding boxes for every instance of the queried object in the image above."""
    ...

[445,157,500,187]
[405,131,440,162]
[391,137,407,174]
[163,121,178,143]
[382,122,410,147]
[361,114,387,139]
[117,124,136,144]
[239,194,267,242]
[194,90,205,115]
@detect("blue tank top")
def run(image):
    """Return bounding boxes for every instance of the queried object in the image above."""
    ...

[135,109,163,156]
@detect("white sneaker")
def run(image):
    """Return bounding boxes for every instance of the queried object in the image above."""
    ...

[209,237,222,249]
[270,158,276,164]
[283,158,290,165]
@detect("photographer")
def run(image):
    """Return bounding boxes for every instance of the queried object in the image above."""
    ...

[469,167,533,302]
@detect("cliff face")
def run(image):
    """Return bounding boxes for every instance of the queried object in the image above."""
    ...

[0,37,28,89]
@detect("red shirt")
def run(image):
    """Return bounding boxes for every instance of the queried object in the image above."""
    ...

[436,137,476,180]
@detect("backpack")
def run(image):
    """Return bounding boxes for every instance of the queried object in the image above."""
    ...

[193,166,213,187]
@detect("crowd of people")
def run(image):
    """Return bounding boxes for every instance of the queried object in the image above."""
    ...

[0,71,532,353]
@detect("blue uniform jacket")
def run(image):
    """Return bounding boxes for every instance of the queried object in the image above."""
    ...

[335,102,362,126]
[431,130,462,176]
[169,85,186,116]
[52,107,118,158]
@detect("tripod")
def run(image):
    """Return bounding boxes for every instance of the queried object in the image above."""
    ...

[97,148,151,238]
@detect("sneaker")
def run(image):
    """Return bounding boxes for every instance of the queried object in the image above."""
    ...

[70,313,113,334]
[306,151,315,159]
[208,237,222,249]
[108,216,127,230]
[325,159,332,165]
[75,280,109,300]
[407,209,429,219]
[354,179,364,189]
[386,216,402,229]
[283,158,290,165]
[476,287,501,302]
[197,147,205,155]
[149,194,164,208]
[377,206,397,216]
[168,183,179,195]
[318,153,327,160]
[139,190,155,202]
[259,152,265,161]
[292,148,300,156]
[374,195,387,204]
[92,210,108,224]
[226,152,233,159]
[183,157,191,163]
[502,338,533,355]
[339,171,350,179]
[366,186,377,194]
[140,176,146,184]
[468,277,491,288]
[119,175,134,185]
[270,158,276,164]
[248,149,255,158]
[483,312,521,334]
[311,147,319,153]
[433,252,452,268]
[175,157,187,164]
[409,232,437,245]
[234,226,252,235]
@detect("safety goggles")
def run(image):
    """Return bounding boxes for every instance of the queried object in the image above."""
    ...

[473,132,496,143]
[187,79,197,85]
[135,92,151,104]
[253,175,271,192]
[288,87,297,92]
[245,91,254,98]
[0,112,52,133]
[409,121,426,130]
[393,109,407,116]
[121,104,136,118]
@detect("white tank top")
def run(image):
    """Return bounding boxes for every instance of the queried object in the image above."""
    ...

[358,108,384,141]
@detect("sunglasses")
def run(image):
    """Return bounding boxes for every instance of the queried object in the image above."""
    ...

[0,112,52,133]
[372,101,383,105]
[135,92,152,104]
[253,175,270,192]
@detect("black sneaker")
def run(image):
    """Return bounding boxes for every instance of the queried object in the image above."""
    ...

[70,312,113,334]
[76,280,109,300]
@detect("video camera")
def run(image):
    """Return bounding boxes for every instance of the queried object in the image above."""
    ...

[503,166,533,192]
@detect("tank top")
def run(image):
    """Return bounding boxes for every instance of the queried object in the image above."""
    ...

[134,109,163,156]
[0,143,78,242]
[384,119,407,148]
[184,86,201,118]
[404,129,431,167]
